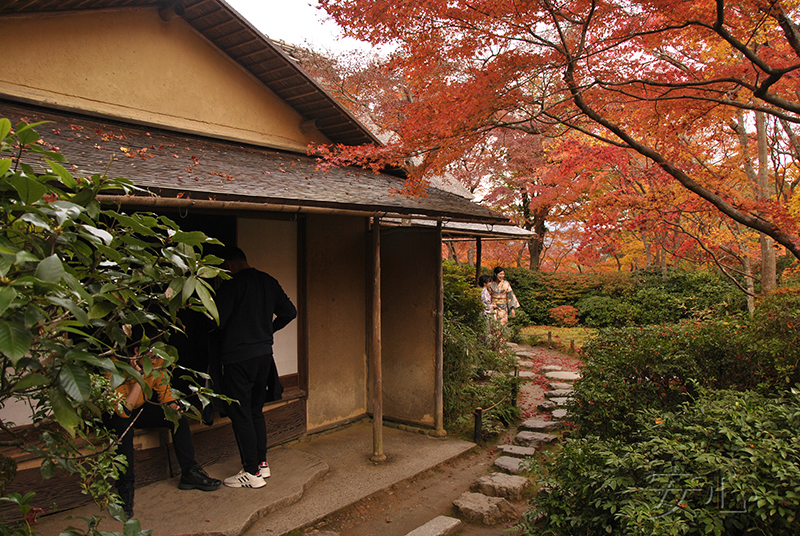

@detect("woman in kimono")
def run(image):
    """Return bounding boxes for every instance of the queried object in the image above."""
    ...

[489,266,520,326]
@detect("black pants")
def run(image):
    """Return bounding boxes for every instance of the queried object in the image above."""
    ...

[105,403,196,487]
[221,354,272,475]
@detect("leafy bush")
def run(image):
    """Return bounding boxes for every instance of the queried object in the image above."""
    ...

[0,118,221,534]
[524,388,800,536]
[442,262,520,437]
[548,305,579,327]
[500,265,746,328]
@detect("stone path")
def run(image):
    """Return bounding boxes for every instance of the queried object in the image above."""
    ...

[403,343,582,536]
[305,343,582,536]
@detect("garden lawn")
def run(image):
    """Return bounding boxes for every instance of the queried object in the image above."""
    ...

[521,325,596,352]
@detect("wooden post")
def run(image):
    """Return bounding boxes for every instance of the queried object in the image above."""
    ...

[548,331,552,348]
[432,220,446,437]
[475,237,482,285]
[370,217,386,462]
[473,407,483,444]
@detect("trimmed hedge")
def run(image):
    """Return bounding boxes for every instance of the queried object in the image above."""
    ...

[568,290,800,439]
[498,267,747,327]
[526,389,800,536]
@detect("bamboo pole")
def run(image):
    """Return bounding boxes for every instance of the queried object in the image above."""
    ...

[432,220,447,437]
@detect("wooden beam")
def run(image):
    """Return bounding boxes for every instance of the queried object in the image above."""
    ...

[370,217,386,462]
[432,220,446,437]
[475,237,482,285]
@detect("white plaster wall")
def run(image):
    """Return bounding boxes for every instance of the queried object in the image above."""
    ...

[237,218,299,375]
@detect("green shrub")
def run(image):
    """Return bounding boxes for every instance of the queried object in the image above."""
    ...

[442,262,520,436]
[506,267,750,328]
[524,388,800,536]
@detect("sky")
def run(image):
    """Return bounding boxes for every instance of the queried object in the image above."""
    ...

[225,0,372,54]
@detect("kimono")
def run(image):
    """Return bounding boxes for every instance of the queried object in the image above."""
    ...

[481,287,493,316]
[489,280,520,325]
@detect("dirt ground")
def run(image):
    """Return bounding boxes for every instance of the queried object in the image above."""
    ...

[298,345,582,536]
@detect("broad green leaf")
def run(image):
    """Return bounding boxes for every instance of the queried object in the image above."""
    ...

[80,224,113,245]
[58,363,92,402]
[0,158,11,176]
[35,255,64,283]
[182,276,197,303]
[0,256,12,277]
[108,212,155,236]
[49,387,81,437]
[65,349,116,372]
[47,297,90,326]
[88,301,115,320]
[0,118,11,140]
[70,188,95,207]
[0,287,17,316]
[20,211,52,231]
[166,277,184,301]
[48,200,83,226]
[194,281,218,323]
[171,231,208,247]
[63,272,92,303]
[0,320,32,364]
[8,174,47,205]
[163,250,189,272]
[11,373,50,393]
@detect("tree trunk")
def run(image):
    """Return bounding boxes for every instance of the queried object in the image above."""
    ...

[446,242,460,266]
[756,111,777,294]
[526,207,548,271]
[744,253,755,314]
[467,241,475,267]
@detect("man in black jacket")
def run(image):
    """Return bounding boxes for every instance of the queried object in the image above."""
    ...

[215,246,297,489]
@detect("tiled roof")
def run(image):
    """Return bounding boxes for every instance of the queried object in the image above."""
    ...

[1,101,506,223]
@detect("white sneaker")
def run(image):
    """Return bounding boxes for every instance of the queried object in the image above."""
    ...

[223,469,266,489]
[257,462,271,478]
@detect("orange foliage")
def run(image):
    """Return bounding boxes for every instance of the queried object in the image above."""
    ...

[319,0,800,265]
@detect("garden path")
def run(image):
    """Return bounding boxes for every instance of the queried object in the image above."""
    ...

[298,342,582,536]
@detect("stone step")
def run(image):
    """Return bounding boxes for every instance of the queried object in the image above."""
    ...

[549,397,570,406]
[544,389,573,398]
[516,359,535,368]
[551,409,569,420]
[544,371,581,382]
[453,492,518,526]
[497,444,538,458]
[518,418,563,433]
[404,515,462,536]
[518,370,537,379]
[493,456,525,475]
[514,431,559,447]
[540,365,563,372]
[538,400,557,411]
[471,473,531,501]
[549,382,573,390]
[514,349,538,359]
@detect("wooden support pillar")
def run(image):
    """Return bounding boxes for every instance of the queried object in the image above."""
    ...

[370,217,386,462]
[475,237,482,285]
[432,220,446,437]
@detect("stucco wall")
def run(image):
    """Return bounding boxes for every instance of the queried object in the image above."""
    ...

[1,8,328,152]
[237,217,299,376]
[380,228,438,426]
[305,215,368,431]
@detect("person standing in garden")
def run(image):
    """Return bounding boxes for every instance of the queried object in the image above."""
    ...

[489,267,520,326]
[215,246,297,489]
